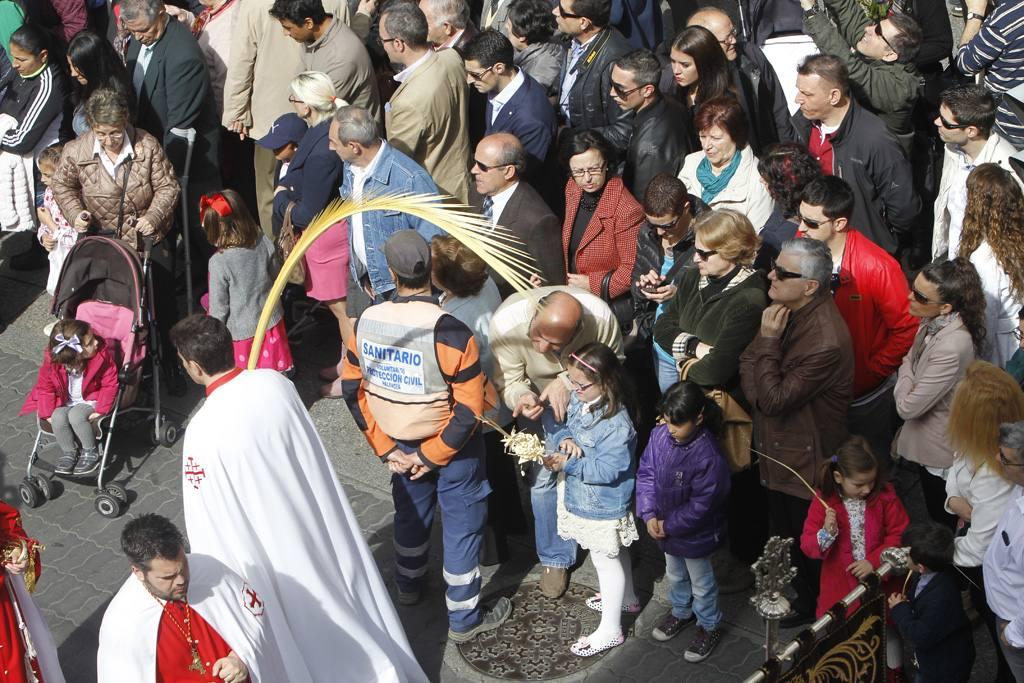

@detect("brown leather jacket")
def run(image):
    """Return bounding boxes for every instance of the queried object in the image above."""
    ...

[739,295,855,501]
[50,126,180,250]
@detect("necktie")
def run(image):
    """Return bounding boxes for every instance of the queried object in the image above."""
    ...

[482,196,494,224]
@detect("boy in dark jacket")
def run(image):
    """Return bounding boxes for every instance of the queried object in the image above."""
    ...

[888,523,975,683]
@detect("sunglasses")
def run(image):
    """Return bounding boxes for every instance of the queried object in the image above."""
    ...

[557,4,582,18]
[474,158,510,172]
[694,246,718,261]
[873,22,897,53]
[799,214,832,230]
[648,217,679,230]
[467,65,494,81]
[611,81,643,98]
[911,287,943,305]
[938,114,970,130]
[771,260,804,280]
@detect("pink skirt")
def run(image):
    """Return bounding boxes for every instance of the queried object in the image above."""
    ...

[232,318,293,371]
[304,220,349,302]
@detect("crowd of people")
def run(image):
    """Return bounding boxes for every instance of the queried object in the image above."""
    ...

[3,0,1024,678]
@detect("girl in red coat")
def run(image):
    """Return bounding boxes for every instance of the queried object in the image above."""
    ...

[800,436,910,680]
[21,319,118,477]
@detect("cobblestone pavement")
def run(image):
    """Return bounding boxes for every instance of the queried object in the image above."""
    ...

[0,231,997,682]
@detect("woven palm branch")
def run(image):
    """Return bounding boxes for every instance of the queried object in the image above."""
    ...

[247,192,540,369]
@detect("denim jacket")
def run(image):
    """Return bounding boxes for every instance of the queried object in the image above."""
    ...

[339,143,445,295]
[544,393,636,520]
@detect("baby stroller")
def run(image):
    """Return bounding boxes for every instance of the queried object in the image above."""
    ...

[20,236,178,518]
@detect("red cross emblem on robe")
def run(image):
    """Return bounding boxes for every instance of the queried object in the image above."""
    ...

[184,457,206,490]
[242,582,264,617]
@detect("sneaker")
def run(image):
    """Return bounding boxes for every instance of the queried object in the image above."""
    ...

[539,567,568,599]
[683,626,723,663]
[448,596,512,643]
[54,451,78,475]
[73,448,101,476]
[651,613,695,642]
[397,587,421,606]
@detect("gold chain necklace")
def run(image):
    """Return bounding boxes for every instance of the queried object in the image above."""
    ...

[151,593,206,675]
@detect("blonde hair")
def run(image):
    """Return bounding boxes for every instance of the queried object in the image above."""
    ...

[948,360,1024,477]
[693,208,760,265]
[290,72,347,126]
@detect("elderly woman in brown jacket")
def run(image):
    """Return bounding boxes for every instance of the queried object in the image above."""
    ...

[51,87,181,359]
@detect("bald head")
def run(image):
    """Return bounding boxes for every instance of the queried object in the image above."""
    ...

[529,291,584,355]
[687,8,737,60]
[472,133,525,196]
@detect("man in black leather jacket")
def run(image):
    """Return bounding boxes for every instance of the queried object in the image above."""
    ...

[554,0,634,151]
[611,49,692,200]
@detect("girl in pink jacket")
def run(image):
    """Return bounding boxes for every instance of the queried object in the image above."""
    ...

[21,319,118,477]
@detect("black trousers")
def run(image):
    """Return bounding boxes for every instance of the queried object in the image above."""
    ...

[767,489,820,615]
[960,564,1013,682]
[483,426,528,556]
[919,464,958,530]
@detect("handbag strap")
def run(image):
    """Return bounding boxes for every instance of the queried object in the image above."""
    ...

[600,270,613,300]
[115,157,133,239]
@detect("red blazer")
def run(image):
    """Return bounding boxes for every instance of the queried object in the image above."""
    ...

[799,484,909,618]
[831,230,917,397]
[562,176,643,298]
[20,345,119,420]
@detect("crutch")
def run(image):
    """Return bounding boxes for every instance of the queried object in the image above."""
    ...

[168,127,196,314]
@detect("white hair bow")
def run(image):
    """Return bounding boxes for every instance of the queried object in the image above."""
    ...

[53,333,83,354]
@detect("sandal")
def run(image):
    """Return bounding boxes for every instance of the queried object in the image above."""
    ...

[570,632,624,657]
[585,593,641,614]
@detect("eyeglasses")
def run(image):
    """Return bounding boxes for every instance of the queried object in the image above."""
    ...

[799,214,833,230]
[611,81,643,98]
[467,65,494,81]
[474,158,510,172]
[288,96,304,104]
[1013,327,1023,341]
[999,450,1024,468]
[717,27,738,46]
[570,165,606,179]
[771,260,804,280]
[873,22,897,54]
[557,4,582,18]
[938,114,971,130]
[377,35,400,46]
[911,287,943,305]
[694,246,718,261]
[569,378,594,391]
[94,130,125,142]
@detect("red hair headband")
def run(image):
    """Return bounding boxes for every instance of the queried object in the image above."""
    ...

[199,193,232,217]
[569,352,597,374]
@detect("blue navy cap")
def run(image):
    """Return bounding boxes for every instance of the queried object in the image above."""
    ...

[255,113,307,150]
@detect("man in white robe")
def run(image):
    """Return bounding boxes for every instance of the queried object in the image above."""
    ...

[97,513,292,682]
[169,314,426,683]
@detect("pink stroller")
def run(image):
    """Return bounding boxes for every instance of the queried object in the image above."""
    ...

[21,236,178,518]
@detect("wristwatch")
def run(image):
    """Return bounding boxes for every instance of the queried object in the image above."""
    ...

[803,5,819,18]
[966,11,986,20]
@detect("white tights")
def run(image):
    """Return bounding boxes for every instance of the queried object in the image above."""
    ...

[588,549,639,646]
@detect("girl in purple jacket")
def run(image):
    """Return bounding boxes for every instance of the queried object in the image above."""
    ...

[636,381,731,663]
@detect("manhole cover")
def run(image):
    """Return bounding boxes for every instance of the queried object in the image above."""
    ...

[457,580,610,680]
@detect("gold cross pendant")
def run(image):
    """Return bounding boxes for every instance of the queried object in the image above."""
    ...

[188,649,207,675]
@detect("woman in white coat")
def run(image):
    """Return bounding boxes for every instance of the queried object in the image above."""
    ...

[960,164,1024,368]
[678,96,773,232]
[945,361,1024,683]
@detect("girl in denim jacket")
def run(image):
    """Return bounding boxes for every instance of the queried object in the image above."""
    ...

[542,342,639,657]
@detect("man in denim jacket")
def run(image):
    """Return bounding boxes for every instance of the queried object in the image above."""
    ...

[329,105,445,305]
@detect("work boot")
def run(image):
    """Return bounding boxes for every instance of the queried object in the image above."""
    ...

[447,597,512,643]
[54,450,78,475]
[539,567,568,598]
[73,448,101,476]
[9,240,47,271]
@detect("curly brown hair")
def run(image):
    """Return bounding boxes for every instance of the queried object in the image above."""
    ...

[961,163,1024,299]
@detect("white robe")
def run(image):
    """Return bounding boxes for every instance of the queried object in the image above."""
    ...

[96,553,291,682]
[182,369,426,683]
[8,574,65,683]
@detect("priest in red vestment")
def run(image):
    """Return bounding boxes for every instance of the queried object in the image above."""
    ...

[97,514,290,683]
[0,500,64,683]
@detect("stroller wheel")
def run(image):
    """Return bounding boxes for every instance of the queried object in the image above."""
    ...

[156,421,179,448]
[34,476,57,501]
[18,479,42,509]
[105,482,129,503]
[94,493,124,518]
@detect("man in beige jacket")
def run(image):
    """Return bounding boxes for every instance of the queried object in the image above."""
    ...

[379,2,471,204]
[221,0,350,236]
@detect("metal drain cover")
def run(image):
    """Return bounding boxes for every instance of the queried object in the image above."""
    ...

[457,580,609,680]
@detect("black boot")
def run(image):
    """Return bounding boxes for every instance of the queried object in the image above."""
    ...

[9,238,48,271]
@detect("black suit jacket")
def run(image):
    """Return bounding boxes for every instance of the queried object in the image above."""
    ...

[486,73,557,179]
[127,18,220,184]
[559,28,634,151]
[889,571,975,683]
[493,181,565,299]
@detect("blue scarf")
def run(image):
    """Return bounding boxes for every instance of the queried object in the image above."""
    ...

[696,150,742,204]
